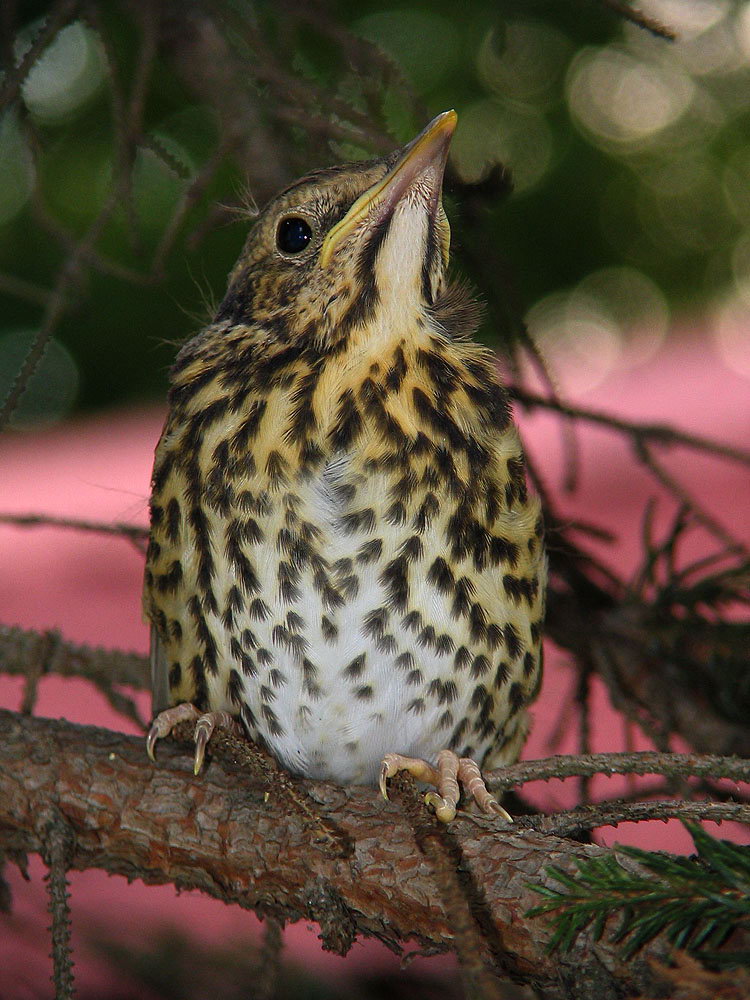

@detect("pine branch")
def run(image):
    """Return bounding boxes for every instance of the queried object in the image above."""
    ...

[601,0,676,40]
[0,624,148,727]
[517,798,750,837]
[4,620,749,842]
[487,750,750,790]
[508,388,750,469]
[40,808,76,999]
[254,917,284,1000]
[528,823,750,965]
[4,707,737,1000]
[0,512,148,551]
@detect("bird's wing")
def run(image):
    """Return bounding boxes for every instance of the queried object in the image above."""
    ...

[150,625,170,714]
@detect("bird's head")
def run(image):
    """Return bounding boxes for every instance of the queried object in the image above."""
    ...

[216,111,457,355]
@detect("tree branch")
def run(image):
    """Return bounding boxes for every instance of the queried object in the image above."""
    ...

[487,750,750,790]
[509,388,750,468]
[601,0,676,40]
[0,625,148,727]
[518,799,750,837]
[0,513,148,552]
[0,708,713,1000]
[39,807,76,1000]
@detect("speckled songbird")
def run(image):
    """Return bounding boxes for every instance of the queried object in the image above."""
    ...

[144,111,546,822]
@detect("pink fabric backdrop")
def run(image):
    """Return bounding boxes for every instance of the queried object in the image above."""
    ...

[1,333,748,997]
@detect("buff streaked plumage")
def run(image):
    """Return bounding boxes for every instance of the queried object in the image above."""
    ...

[144,111,546,818]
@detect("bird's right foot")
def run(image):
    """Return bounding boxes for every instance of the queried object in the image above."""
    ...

[146,703,241,774]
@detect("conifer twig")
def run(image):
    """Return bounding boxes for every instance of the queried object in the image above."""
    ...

[488,750,750,791]
[509,387,750,468]
[517,798,750,837]
[39,808,76,1000]
[528,823,750,962]
[602,0,676,40]
[0,513,148,551]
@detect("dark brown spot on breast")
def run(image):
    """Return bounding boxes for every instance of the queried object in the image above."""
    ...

[321,615,338,641]
[343,653,366,679]
[356,538,383,563]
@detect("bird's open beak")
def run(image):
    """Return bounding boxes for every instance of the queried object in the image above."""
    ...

[319,110,457,268]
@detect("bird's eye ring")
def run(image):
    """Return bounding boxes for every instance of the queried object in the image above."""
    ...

[277,216,313,255]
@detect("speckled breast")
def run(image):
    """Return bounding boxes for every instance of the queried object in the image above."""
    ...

[148,435,545,785]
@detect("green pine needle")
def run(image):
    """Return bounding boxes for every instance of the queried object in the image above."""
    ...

[527,822,750,966]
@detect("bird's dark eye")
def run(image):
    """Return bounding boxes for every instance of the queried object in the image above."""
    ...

[277,216,313,254]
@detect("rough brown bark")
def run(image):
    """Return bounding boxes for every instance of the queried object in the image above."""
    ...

[1,708,683,1000]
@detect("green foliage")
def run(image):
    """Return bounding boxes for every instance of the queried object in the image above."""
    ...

[527,823,750,966]
[4,1,750,417]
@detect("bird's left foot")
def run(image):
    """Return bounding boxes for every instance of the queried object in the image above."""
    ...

[146,703,242,775]
[380,748,512,824]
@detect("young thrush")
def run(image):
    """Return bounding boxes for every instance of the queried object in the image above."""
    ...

[144,111,546,822]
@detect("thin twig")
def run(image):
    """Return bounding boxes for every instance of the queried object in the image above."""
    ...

[238,18,394,153]
[0,271,52,307]
[82,1,140,253]
[19,629,62,715]
[635,438,747,556]
[602,776,750,808]
[487,750,750,792]
[602,0,677,40]
[39,808,76,1000]
[28,193,155,284]
[592,635,681,752]
[575,665,593,805]
[517,797,750,837]
[390,773,506,1000]
[0,164,137,430]
[0,511,147,537]
[292,0,421,126]
[152,141,232,275]
[0,263,74,430]
[510,387,750,467]
[255,916,284,1000]
[0,625,149,725]
[0,512,148,551]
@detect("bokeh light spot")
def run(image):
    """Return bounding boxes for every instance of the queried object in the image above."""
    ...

[477,21,572,109]
[713,295,750,379]
[639,0,728,36]
[526,291,623,393]
[20,20,106,122]
[354,10,460,93]
[526,266,669,391]
[738,1,750,59]
[637,155,731,253]
[567,46,695,148]
[669,15,744,76]
[452,99,553,194]
[576,267,669,366]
